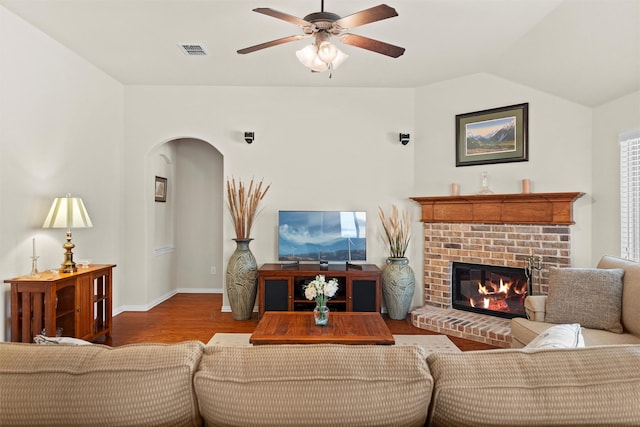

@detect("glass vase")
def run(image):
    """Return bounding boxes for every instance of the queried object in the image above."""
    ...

[313,303,329,326]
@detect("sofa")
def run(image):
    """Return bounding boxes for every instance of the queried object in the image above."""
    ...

[2,340,640,426]
[511,255,640,348]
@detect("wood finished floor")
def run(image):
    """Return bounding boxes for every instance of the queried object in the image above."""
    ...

[108,293,498,351]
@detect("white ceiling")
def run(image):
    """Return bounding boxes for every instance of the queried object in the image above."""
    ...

[2,0,639,107]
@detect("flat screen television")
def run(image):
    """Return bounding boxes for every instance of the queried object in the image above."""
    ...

[278,211,366,262]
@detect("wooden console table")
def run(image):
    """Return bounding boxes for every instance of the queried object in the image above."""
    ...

[5,264,115,343]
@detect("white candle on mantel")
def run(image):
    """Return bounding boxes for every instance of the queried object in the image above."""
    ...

[32,238,36,258]
[522,179,531,194]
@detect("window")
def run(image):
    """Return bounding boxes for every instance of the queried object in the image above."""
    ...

[620,130,640,261]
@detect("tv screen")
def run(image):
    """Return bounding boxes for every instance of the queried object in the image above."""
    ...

[278,211,366,262]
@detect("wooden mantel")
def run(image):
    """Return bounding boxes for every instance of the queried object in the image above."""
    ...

[410,192,584,225]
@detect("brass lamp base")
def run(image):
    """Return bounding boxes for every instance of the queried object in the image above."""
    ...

[59,230,77,273]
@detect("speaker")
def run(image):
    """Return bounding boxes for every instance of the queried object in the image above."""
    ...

[351,279,377,312]
[244,131,255,144]
[263,279,289,311]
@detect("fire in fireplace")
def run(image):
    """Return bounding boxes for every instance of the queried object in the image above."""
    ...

[451,262,529,319]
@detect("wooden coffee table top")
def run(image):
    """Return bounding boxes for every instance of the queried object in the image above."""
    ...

[249,311,395,345]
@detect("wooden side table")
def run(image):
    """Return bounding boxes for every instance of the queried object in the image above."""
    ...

[5,264,115,343]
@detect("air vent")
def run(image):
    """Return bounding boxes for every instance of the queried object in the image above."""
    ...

[178,44,207,56]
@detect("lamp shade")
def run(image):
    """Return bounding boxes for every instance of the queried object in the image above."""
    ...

[296,34,348,73]
[42,196,93,229]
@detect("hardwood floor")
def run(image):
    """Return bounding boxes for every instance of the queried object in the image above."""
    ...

[107,293,498,351]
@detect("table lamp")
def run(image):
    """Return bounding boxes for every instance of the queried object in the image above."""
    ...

[42,194,93,273]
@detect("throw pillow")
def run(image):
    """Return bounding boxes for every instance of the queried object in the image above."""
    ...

[524,323,585,350]
[33,335,92,345]
[545,267,624,333]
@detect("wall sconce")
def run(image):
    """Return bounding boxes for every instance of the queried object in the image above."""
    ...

[399,133,410,145]
[244,131,255,144]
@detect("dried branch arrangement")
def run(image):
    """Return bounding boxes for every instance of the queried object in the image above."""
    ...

[226,177,271,239]
[378,204,411,258]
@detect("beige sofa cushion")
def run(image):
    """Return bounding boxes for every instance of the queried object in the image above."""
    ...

[545,267,624,333]
[427,345,640,427]
[195,344,432,427]
[598,255,640,336]
[0,341,204,427]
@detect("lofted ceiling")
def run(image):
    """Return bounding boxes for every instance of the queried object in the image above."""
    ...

[2,0,639,107]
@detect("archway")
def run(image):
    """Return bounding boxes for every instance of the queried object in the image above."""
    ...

[147,138,224,301]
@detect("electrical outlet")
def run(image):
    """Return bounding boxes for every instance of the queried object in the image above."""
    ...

[210,266,217,275]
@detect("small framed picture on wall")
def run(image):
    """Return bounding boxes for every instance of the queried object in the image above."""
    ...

[155,176,167,202]
[455,103,529,167]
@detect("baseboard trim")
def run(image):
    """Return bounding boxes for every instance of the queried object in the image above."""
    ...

[221,305,258,313]
[113,287,224,316]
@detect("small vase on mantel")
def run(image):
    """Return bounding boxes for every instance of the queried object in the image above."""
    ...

[381,257,415,320]
[226,238,258,320]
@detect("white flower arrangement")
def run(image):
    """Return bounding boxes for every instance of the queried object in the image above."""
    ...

[303,274,339,307]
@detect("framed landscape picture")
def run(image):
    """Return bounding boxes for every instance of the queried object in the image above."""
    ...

[455,103,528,167]
[155,176,167,202]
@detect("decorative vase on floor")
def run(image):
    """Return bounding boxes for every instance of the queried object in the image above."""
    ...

[314,303,330,326]
[382,257,415,320]
[226,238,258,320]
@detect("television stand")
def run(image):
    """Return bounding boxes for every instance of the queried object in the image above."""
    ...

[257,263,382,318]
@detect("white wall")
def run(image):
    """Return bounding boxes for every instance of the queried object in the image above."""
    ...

[123,85,418,310]
[175,139,224,292]
[414,73,593,267]
[592,91,640,263]
[0,7,124,340]
[146,142,177,306]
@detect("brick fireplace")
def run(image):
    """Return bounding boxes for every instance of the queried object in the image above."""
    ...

[410,192,583,347]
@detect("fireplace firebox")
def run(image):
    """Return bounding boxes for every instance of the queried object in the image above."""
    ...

[451,262,528,319]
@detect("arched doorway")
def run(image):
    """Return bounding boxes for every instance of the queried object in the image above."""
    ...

[147,138,223,301]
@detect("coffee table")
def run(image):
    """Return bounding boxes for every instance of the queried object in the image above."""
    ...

[249,311,395,345]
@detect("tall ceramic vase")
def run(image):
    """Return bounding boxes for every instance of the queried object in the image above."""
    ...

[381,257,415,320]
[226,238,258,320]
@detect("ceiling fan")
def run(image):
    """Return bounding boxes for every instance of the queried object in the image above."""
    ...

[237,1,405,74]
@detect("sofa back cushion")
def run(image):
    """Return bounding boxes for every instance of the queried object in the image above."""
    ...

[427,345,640,427]
[598,255,640,336]
[0,341,204,427]
[194,344,432,427]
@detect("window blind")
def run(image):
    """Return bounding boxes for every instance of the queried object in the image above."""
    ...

[620,131,640,261]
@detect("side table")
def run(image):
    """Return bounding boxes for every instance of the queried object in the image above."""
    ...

[5,264,115,343]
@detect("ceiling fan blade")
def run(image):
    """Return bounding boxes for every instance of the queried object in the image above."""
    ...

[335,4,398,29]
[237,35,306,54]
[253,8,311,27]
[340,33,405,58]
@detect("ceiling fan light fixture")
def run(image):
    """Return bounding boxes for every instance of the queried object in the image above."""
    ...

[330,48,348,69]
[317,41,338,63]
[296,39,348,73]
[295,44,318,68]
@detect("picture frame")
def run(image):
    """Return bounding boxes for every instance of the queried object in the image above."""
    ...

[155,176,167,202]
[455,103,528,167]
